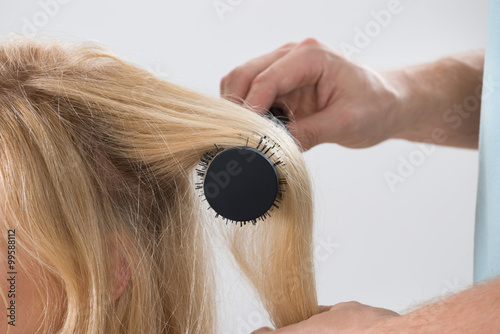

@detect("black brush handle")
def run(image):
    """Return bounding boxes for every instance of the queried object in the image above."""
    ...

[268,106,290,125]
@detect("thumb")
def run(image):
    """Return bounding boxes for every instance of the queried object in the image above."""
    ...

[251,327,274,333]
[318,305,332,313]
[287,110,333,151]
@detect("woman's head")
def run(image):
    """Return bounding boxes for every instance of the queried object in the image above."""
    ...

[0,36,317,333]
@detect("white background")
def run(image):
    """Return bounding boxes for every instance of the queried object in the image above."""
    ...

[1,0,489,332]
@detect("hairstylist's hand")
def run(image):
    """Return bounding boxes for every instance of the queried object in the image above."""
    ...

[250,302,400,334]
[220,38,407,151]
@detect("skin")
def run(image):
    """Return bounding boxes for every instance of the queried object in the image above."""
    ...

[220,38,483,150]
[221,38,500,333]
[0,230,130,333]
[0,236,47,333]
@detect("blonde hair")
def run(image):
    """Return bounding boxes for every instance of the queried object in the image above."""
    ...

[0,36,317,333]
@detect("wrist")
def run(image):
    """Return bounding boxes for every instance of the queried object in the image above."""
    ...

[381,67,431,142]
[381,52,484,146]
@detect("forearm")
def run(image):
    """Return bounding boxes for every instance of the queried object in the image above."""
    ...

[378,277,500,333]
[389,50,485,149]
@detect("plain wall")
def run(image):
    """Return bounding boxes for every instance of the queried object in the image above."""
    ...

[1,0,488,332]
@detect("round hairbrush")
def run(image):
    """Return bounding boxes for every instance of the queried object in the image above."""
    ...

[196,135,287,226]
